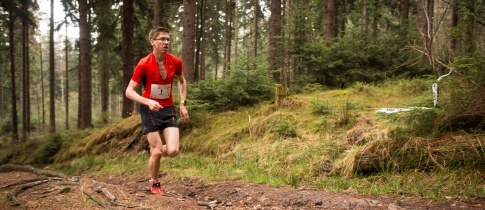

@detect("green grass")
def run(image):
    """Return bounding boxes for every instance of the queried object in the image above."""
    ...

[2,78,485,201]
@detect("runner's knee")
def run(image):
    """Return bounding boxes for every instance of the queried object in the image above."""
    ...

[151,148,162,158]
[165,148,179,158]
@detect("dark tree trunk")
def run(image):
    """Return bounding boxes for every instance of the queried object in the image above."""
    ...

[400,0,409,40]
[49,0,56,132]
[450,3,458,52]
[65,12,69,129]
[325,0,337,40]
[122,0,134,118]
[223,0,232,76]
[8,9,19,142]
[79,0,92,129]
[153,0,162,27]
[269,0,282,82]
[183,0,196,83]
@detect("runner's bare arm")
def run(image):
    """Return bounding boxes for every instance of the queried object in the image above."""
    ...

[177,74,189,122]
[125,79,163,111]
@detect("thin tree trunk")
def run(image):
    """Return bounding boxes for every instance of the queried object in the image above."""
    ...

[233,0,238,68]
[183,0,196,83]
[400,0,409,40]
[252,0,258,61]
[40,43,45,128]
[195,0,203,81]
[122,0,134,118]
[65,12,69,129]
[284,0,290,87]
[22,1,28,141]
[49,0,56,132]
[269,0,282,82]
[9,9,19,143]
[223,0,232,76]
[325,0,337,40]
[153,0,162,27]
[450,3,458,52]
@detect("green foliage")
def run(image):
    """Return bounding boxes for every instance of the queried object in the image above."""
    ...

[300,33,418,87]
[190,69,274,111]
[310,99,333,115]
[404,109,443,136]
[289,75,327,94]
[270,120,297,138]
[393,77,434,96]
[0,121,12,135]
[435,55,485,132]
[32,133,63,165]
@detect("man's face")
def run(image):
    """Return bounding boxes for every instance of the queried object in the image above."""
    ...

[151,32,171,53]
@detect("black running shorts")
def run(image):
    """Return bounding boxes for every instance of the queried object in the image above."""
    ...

[140,105,178,134]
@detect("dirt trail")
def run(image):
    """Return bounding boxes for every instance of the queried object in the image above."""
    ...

[1,165,484,210]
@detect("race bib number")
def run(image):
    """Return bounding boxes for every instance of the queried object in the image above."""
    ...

[150,84,171,99]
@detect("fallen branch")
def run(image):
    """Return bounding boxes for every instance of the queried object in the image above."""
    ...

[95,187,116,201]
[83,190,112,210]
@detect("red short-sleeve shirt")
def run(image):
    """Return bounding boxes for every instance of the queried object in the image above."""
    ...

[131,53,183,107]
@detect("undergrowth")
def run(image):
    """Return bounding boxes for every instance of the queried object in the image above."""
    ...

[1,78,485,201]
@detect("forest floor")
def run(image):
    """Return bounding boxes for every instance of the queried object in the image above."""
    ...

[1,164,484,210]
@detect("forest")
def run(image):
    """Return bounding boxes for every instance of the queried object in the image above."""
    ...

[0,0,483,141]
[1,0,485,208]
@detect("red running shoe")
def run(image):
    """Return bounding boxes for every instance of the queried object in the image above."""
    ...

[150,180,164,195]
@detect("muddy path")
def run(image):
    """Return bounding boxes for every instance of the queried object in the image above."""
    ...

[1,164,483,209]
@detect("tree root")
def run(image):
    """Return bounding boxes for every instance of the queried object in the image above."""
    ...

[0,164,67,178]
[1,163,140,208]
[7,180,49,202]
[1,164,77,205]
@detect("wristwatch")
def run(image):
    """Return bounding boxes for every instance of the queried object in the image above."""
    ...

[180,100,187,105]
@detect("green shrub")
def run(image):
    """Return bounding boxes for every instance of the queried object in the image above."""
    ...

[270,120,297,138]
[1,121,12,135]
[32,133,63,164]
[310,99,333,115]
[435,55,485,132]
[190,69,274,111]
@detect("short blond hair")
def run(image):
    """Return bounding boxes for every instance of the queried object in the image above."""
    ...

[149,27,171,40]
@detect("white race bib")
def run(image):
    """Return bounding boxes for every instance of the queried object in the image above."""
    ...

[150,84,171,99]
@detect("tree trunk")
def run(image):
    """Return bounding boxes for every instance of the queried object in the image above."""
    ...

[79,0,92,129]
[96,0,114,124]
[252,0,258,60]
[8,9,19,142]
[153,0,162,27]
[284,0,291,88]
[183,0,196,83]
[269,0,282,82]
[450,3,458,52]
[122,0,134,118]
[400,0,409,40]
[233,0,238,68]
[417,0,434,60]
[195,0,205,82]
[40,43,45,128]
[223,0,232,76]
[22,0,28,141]
[65,12,70,129]
[325,0,337,40]
[49,0,56,132]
